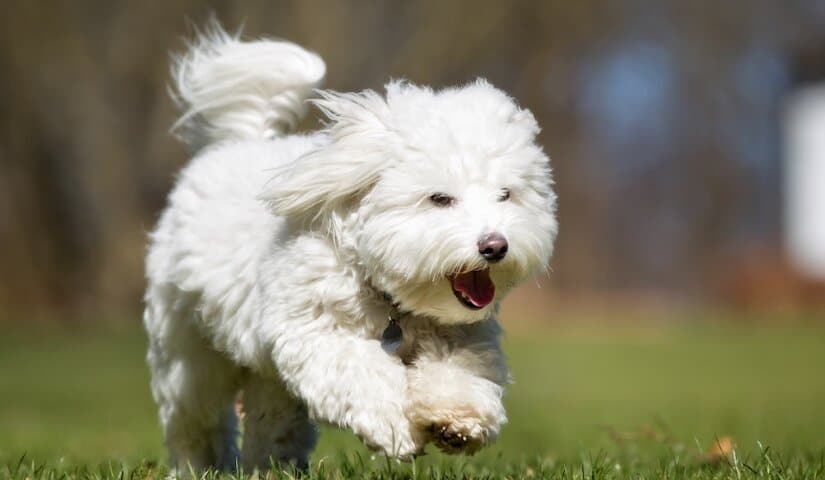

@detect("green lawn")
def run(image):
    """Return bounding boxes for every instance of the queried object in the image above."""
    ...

[1,317,824,478]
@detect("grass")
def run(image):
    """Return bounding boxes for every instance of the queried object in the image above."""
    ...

[1,315,824,478]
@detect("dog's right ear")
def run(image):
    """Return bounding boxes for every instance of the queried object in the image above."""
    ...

[261,89,393,220]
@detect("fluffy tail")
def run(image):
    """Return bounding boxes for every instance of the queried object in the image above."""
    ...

[171,21,326,151]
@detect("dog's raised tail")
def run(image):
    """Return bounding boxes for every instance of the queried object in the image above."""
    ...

[171,21,326,151]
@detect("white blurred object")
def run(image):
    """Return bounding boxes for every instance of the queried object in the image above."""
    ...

[784,83,825,279]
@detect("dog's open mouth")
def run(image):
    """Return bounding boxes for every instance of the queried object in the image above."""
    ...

[448,268,495,310]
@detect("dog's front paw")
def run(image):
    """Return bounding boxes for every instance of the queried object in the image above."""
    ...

[351,409,425,460]
[425,414,488,455]
[406,377,507,455]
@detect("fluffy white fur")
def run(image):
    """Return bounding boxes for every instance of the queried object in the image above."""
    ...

[144,23,557,472]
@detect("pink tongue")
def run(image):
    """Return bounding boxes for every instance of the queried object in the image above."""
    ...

[451,269,495,307]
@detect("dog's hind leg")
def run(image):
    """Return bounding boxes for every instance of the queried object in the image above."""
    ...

[240,373,317,472]
[145,304,242,473]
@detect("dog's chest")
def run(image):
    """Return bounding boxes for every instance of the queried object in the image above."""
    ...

[379,315,443,366]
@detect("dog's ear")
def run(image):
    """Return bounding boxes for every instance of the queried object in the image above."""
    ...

[261,89,393,219]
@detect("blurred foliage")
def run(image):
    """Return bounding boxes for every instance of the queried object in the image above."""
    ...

[1,1,825,317]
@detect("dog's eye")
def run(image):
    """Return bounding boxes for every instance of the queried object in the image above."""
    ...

[429,193,455,207]
[497,188,511,202]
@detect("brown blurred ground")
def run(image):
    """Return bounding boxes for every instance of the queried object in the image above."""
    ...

[1,1,824,321]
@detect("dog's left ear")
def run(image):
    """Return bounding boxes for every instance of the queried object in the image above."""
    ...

[261,89,393,220]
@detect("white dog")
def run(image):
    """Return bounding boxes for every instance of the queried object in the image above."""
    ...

[143,23,557,472]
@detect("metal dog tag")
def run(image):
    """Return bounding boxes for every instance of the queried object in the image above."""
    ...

[381,318,403,354]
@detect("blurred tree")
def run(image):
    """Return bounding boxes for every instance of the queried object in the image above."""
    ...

[0,0,823,319]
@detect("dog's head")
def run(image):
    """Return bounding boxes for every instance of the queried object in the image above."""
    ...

[265,80,557,324]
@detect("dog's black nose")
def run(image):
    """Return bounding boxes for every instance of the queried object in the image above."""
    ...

[478,232,508,263]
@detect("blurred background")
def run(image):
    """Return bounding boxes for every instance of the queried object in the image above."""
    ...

[1,0,824,466]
